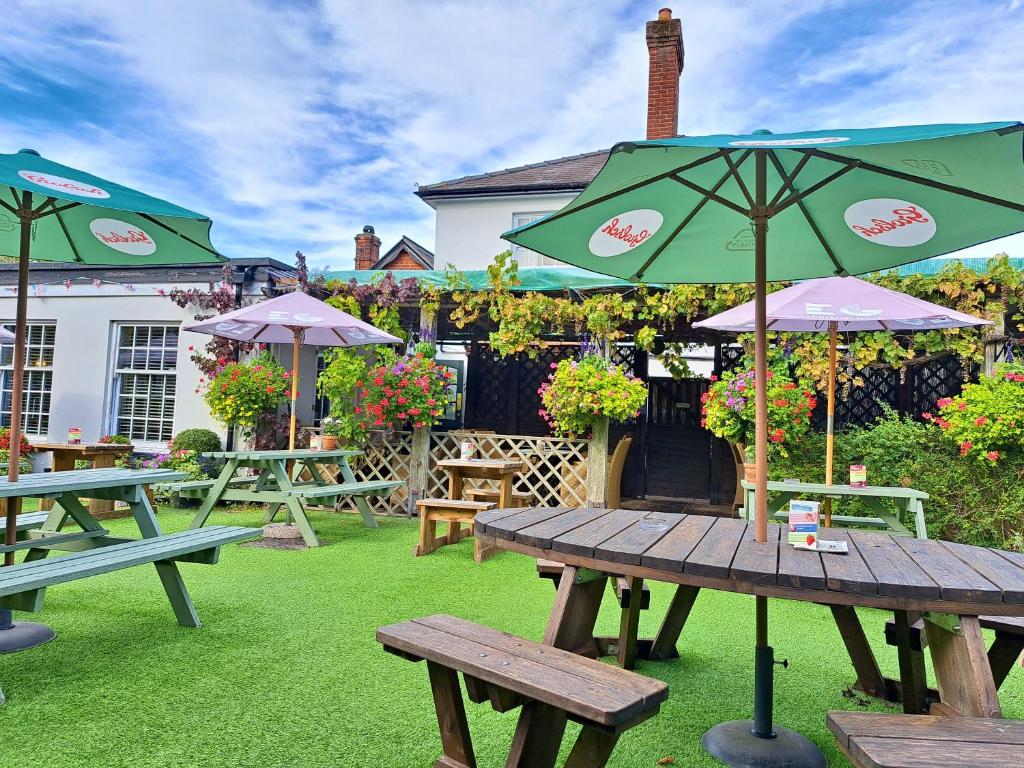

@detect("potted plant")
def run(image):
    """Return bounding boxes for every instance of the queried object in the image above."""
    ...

[320,417,342,450]
[537,354,648,438]
[202,351,290,444]
[701,367,817,481]
[356,349,453,433]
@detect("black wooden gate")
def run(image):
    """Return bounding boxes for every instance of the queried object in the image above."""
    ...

[644,377,713,501]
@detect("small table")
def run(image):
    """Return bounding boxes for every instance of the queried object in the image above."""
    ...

[32,442,134,515]
[741,479,928,539]
[189,449,372,548]
[435,458,527,509]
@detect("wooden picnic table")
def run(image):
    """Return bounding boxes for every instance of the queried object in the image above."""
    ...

[186,448,394,548]
[475,507,1024,721]
[435,458,527,509]
[0,468,259,627]
[741,479,928,539]
[31,442,134,515]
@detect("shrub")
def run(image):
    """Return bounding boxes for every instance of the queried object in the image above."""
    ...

[99,434,131,445]
[538,354,648,438]
[143,449,209,481]
[930,363,1024,464]
[0,427,31,456]
[357,350,453,430]
[171,428,222,454]
[204,351,290,428]
[317,348,370,443]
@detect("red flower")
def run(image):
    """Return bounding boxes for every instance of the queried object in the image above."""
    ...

[921,412,933,421]
[266,385,275,393]
[773,398,789,408]
[936,397,953,408]
[974,416,988,426]
[783,382,796,390]
[960,441,973,456]
[987,450,1000,462]
[957,402,968,412]
[709,374,718,382]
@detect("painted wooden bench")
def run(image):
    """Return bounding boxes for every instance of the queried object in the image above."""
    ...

[0,526,259,625]
[377,614,669,768]
[284,480,403,501]
[0,511,49,537]
[154,476,255,497]
[414,499,495,562]
[827,710,1024,768]
[464,488,533,507]
[536,558,656,669]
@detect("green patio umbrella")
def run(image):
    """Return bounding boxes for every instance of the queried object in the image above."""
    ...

[0,148,223,653]
[503,122,1024,767]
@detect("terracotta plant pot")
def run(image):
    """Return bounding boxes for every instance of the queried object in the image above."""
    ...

[320,435,338,450]
[744,462,757,482]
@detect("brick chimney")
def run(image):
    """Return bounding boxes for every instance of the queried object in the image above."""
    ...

[646,8,684,140]
[354,225,381,270]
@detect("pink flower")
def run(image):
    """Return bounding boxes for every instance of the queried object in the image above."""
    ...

[974,416,988,426]
[960,441,972,456]
[987,450,1000,462]
[921,412,933,421]
[936,397,953,408]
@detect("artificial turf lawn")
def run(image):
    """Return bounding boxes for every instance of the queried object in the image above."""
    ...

[0,506,1021,768]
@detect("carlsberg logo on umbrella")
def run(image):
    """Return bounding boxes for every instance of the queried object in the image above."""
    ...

[588,209,663,257]
[17,170,110,199]
[844,198,936,247]
[89,218,157,255]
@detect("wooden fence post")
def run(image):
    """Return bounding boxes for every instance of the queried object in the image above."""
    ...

[408,425,431,517]
[587,417,609,508]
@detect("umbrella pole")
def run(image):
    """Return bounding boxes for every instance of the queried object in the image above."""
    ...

[0,192,56,653]
[289,330,300,451]
[824,323,838,527]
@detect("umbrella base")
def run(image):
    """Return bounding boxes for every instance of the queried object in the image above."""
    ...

[0,612,56,654]
[701,720,827,768]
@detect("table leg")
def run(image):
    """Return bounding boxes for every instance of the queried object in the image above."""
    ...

[828,604,888,700]
[894,610,930,714]
[190,458,240,529]
[88,455,117,514]
[926,614,1001,718]
[427,661,477,768]
[39,452,74,511]
[269,461,321,547]
[649,584,700,661]
[543,565,606,657]
[338,459,378,529]
[498,474,513,510]
[617,576,643,670]
[506,701,566,768]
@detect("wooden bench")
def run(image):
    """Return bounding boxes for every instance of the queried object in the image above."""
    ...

[0,526,260,625]
[154,476,254,498]
[828,710,1024,767]
[464,488,533,507]
[537,558,657,669]
[378,614,668,768]
[414,499,495,562]
[0,510,49,537]
[285,480,403,501]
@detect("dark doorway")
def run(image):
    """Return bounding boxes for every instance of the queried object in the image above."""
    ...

[645,377,713,501]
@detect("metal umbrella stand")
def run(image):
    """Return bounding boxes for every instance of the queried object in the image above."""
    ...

[502,122,1024,767]
[0,149,225,653]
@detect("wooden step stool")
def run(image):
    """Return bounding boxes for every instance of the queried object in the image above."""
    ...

[378,614,669,768]
[414,499,496,562]
[464,488,533,507]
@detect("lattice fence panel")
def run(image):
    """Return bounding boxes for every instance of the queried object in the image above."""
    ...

[429,432,589,507]
[910,355,976,417]
[343,431,413,515]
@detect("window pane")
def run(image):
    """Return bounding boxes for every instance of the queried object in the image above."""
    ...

[0,322,56,435]
[112,324,178,442]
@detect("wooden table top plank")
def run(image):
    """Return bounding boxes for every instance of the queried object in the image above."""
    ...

[593,512,682,566]
[730,523,781,586]
[850,737,1018,768]
[474,507,530,530]
[202,449,361,460]
[827,711,1024,744]
[485,507,576,541]
[0,468,184,498]
[32,442,132,453]
[683,517,748,580]
[939,543,1024,603]
[777,534,827,591]
[742,480,928,500]
[849,531,941,599]
[515,507,612,550]
[641,514,716,573]
[819,529,879,596]
[435,458,527,473]
[894,536,1002,603]
[550,509,642,559]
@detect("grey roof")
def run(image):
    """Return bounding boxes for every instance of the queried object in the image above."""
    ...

[416,149,609,203]
[0,257,295,286]
[374,236,435,270]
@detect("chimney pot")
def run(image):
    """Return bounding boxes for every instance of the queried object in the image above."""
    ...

[646,9,684,140]
[658,7,672,20]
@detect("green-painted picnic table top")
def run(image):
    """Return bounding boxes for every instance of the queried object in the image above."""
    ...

[201,449,362,461]
[741,479,928,499]
[0,468,185,498]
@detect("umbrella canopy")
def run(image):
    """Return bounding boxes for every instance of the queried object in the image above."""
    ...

[185,291,401,449]
[0,328,14,343]
[693,275,990,332]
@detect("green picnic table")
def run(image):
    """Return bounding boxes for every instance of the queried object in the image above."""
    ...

[0,468,260,628]
[176,449,403,548]
[740,479,928,539]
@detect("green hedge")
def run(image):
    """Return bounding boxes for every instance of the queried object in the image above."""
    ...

[769,408,1024,550]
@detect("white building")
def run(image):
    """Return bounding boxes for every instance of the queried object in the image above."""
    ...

[0,258,301,454]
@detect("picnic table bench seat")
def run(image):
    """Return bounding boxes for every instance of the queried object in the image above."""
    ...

[0,525,259,620]
[827,710,1024,768]
[284,480,403,500]
[378,614,668,768]
[0,510,49,535]
[414,499,496,562]
[154,476,256,496]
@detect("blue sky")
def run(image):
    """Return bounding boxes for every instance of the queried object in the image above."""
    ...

[2,0,1023,269]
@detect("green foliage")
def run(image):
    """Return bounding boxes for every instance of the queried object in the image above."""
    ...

[701,366,817,459]
[204,351,291,428]
[357,350,453,430]
[931,363,1024,463]
[98,434,132,445]
[317,347,370,443]
[771,408,1024,549]
[538,355,648,437]
[142,449,209,481]
[658,343,701,379]
[170,428,222,454]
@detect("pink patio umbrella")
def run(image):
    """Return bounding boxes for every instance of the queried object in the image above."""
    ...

[185,291,401,449]
[695,274,989,524]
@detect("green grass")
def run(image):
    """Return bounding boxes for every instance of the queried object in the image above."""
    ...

[1,507,1021,767]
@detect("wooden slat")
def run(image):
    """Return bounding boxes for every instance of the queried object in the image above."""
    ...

[743,480,928,500]
[777,535,827,590]
[593,512,681,566]
[894,537,1001,603]
[474,506,533,532]
[730,524,780,586]
[849,532,940,599]
[942,542,1024,603]
[550,510,641,559]
[821,529,879,595]
[828,711,1024,744]
[641,514,715,572]
[203,449,361,460]
[0,511,49,533]
[850,737,1020,768]
[289,481,402,498]
[489,507,576,541]
[0,468,185,499]
[516,508,611,550]
[683,517,747,579]
[377,616,664,726]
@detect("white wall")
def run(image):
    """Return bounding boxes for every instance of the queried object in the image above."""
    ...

[431,193,576,270]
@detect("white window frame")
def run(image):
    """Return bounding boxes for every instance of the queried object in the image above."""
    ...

[108,323,179,445]
[510,211,565,267]
[0,321,56,436]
